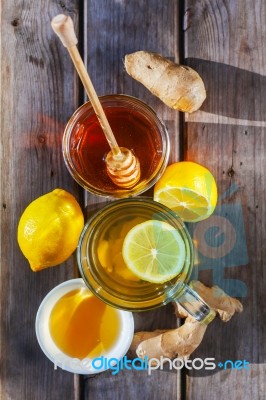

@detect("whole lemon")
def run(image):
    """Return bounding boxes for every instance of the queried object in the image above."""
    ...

[17,189,84,271]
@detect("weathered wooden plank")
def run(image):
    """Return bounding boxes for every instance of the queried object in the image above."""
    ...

[0,1,82,399]
[183,1,266,399]
[83,0,182,399]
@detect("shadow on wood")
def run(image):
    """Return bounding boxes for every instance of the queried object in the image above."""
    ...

[186,58,266,121]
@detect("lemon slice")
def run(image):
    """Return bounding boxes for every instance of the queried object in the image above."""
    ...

[154,187,213,222]
[122,220,186,283]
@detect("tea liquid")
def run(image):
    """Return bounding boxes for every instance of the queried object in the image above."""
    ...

[78,199,193,311]
[70,106,163,191]
[49,289,120,359]
[96,208,189,294]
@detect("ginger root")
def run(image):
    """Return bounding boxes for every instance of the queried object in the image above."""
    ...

[189,281,243,322]
[130,281,243,362]
[136,317,207,363]
[125,51,206,113]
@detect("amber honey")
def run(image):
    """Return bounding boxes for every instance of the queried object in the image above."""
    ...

[63,95,170,197]
[70,107,161,191]
[49,288,120,359]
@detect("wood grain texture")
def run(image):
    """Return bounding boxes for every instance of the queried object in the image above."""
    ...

[183,1,266,399]
[0,1,82,399]
[82,1,182,399]
[2,1,265,399]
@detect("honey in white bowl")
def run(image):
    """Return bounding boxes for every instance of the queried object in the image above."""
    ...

[49,288,121,359]
[35,278,134,374]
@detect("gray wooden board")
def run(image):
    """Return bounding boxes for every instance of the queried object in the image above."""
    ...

[0,1,81,399]
[1,0,266,399]
[184,0,266,399]
[82,0,182,399]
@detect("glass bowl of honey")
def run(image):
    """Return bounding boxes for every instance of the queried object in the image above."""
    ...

[62,95,170,198]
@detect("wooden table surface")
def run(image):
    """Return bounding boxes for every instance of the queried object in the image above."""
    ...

[1,1,265,399]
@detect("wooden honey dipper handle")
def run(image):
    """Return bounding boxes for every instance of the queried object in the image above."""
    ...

[51,14,120,156]
[50,14,78,48]
[51,14,141,189]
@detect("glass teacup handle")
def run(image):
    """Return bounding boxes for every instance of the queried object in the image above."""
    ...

[174,283,216,324]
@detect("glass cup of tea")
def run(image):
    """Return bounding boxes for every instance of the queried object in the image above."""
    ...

[77,198,215,323]
[62,95,170,198]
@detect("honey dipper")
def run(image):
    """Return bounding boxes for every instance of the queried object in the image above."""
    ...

[51,14,140,189]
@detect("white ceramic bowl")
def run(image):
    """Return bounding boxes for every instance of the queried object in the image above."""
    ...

[35,278,134,374]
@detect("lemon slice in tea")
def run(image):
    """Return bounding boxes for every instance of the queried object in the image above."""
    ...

[122,220,186,283]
